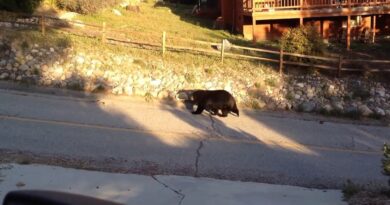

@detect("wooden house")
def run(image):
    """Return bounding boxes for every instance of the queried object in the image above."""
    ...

[214,0,390,48]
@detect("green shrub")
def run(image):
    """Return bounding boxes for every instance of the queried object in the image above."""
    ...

[0,0,42,13]
[55,0,120,14]
[280,25,327,61]
[342,180,363,200]
[383,144,390,185]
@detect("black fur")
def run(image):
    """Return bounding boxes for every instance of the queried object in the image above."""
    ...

[191,90,239,117]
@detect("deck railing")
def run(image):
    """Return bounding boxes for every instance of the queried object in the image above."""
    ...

[243,0,390,12]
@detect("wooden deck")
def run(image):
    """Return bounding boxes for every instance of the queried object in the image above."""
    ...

[243,0,390,18]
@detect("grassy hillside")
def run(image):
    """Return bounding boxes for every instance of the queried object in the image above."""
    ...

[74,1,244,43]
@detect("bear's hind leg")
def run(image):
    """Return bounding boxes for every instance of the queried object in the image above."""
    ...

[192,104,205,114]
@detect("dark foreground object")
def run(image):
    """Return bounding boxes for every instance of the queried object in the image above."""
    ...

[3,190,122,205]
[191,90,239,117]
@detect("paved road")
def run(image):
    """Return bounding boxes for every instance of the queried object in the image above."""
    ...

[0,85,389,188]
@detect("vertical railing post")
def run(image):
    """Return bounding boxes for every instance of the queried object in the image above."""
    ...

[41,15,45,35]
[101,22,106,44]
[162,31,166,57]
[371,15,376,43]
[279,48,284,75]
[221,39,225,64]
[347,16,351,50]
[338,55,343,77]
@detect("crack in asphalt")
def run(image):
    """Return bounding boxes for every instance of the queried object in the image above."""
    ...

[208,115,222,137]
[151,175,185,205]
[194,140,204,177]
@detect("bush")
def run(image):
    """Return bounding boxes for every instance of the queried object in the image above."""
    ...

[382,144,390,185]
[0,0,42,13]
[342,180,363,200]
[280,25,327,61]
[55,0,120,14]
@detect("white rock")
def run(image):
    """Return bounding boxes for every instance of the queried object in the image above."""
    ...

[6,64,12,70]
[299,101,316,112]
[120,1,130,8]
[374,107,386,116]
[53,67,64,77]
[205,82,213,89]
[112,86,123,95]
[76,56,85,64]
[15,75,22,81]
[385,110,390,117]
[224,83,232,92]
[0,72,9,79]
[50,47,55,52]
[26,55,33,61]
[19,64,29,71]
[327,85,335,95]
[358,105,373,117]
[296,83,304,88]
[112,9,122,16]
[376,89,386,97]
[307,87,315,99]
[332,102,344,111]
[85,69,94,76]
[323,104,333,112]
[137,78,145,86]
[124,85,133,95]
[151,79,161,87]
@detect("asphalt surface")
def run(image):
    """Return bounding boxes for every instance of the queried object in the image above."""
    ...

[0,84,389,188]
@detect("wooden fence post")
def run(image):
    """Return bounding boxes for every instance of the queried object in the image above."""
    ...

[221,39,225,64]
[101,22,106,43]
[41,15,45,35]
[338,55,343,77]
[162,31,166,57]
[279,48,284,75]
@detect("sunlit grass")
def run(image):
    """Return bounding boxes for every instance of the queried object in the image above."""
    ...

[75,1,238,42]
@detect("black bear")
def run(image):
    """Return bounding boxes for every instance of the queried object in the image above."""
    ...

[191,90,239,117]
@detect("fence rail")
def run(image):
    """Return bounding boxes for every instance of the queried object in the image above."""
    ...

[1,14,390,77]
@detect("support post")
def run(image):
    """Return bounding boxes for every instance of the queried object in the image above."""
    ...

[221,39,225,64]
[101,22,106,44]
[347,16,351,50]
[41,15,45,35]
[162,31,166,57]
[279,48,284,75]
[338,55,343,77]
[300,17,304,26]
[252,18,256,43]
[371,15,376,43]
